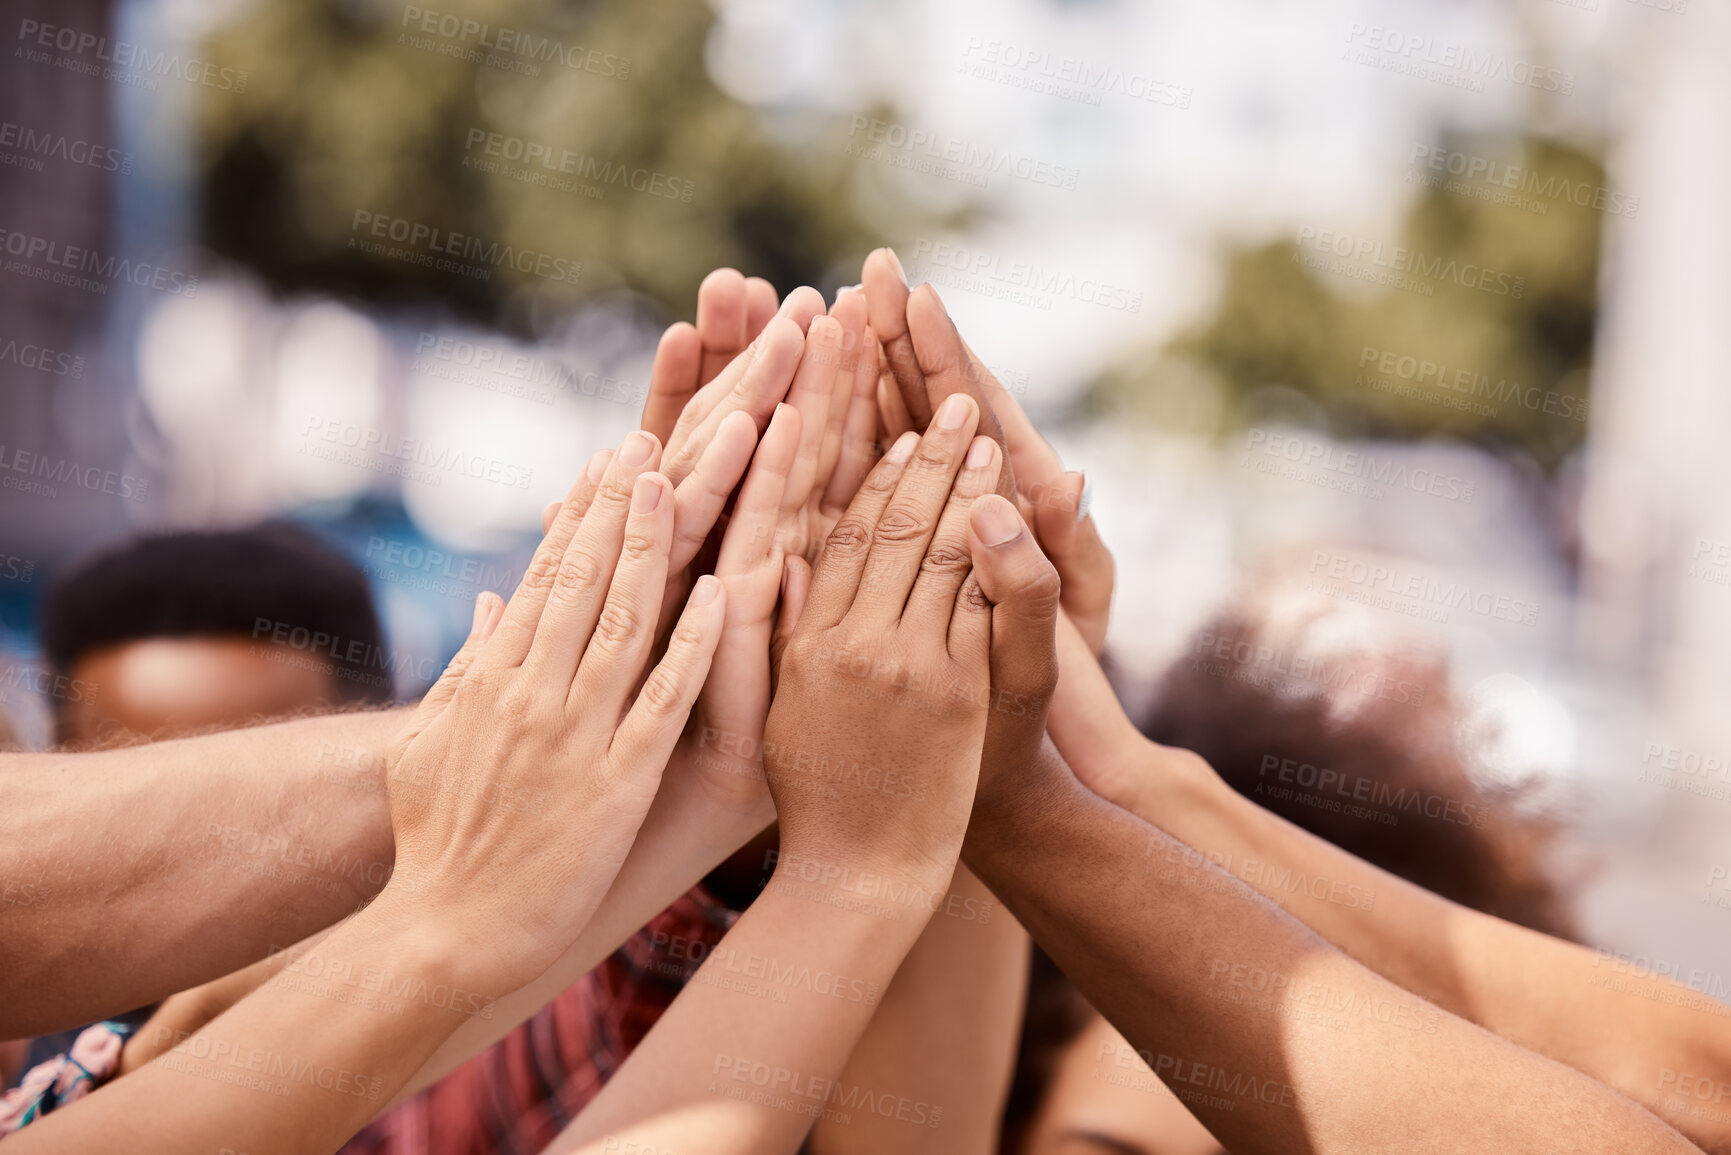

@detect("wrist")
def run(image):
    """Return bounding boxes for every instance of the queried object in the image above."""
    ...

[1126,741,1225,820]
[341,885,493,997]
[766,840,959,930]
[962,743,1106,887]
[727,881,930,998]
[973,732,1070,829]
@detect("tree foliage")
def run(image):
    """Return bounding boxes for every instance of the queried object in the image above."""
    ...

[196,0,898,327]
[1088,135,1605,469]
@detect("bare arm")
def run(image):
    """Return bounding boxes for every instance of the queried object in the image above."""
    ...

[109,777,774,1104]
[806,864,1027,1155]
[1047,612,1731,1154]
[958,507,1704,1155]
[0,707,401,1039]
[967,743,1704,1155]
[548,873,941,1155]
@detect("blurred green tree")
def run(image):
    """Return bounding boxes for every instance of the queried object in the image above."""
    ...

[196,0,905,326]
[1087,135,1606,469]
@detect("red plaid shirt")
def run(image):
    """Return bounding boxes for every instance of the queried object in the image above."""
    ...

[339,887,736,1155]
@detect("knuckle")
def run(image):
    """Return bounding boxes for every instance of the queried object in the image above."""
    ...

[666,444,701,481]
[457,661,508,701]
[919,542,971,579]
[591,476,633,515]
[670,619,706,650]
[492,679,541,727]
[1018,660,1060,707]
[593,601,644,651]
[824,517,872,559]
[520,551,560,593]
[862,459,901,494]
[960,575,992,614]
[782,635,829,680]
[872,505,926,544]
[439,650,476,685]
[620,528,659,560]
[638,666,687,715]
[1022,566,1063,618]
[908,442,953,476]
[550,551,603,600]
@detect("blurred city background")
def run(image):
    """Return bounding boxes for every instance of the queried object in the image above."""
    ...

[2,0,1728,992]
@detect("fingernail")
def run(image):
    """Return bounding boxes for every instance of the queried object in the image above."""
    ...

[887,431,918,464]
[974,498,1024,547]
[966,436,995,469]
[586,450,611,485]
[691,574,721,606]
[1076,472,1094,520]
[935,393,972,431]
[631,474,663,513]
[619,431,655,468]
[471,594,489,633]
[885,248,907,287]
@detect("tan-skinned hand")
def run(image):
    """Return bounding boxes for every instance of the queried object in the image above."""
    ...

[859,248,1115,654]
[382,430,725,995]
[765,392,1003,884]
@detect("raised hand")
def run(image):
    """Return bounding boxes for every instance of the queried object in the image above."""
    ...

[10,434,728,1155]
[545,396,1016,1155]
[655,286,827,487]
[385,430,726,992]
[643,290,884,815]
[641,268,779,444]
[860,248,1114,652]
[632,276,826,644]
[767,391,1003,879]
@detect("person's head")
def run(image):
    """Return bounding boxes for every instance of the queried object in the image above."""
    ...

[1004,579,1575,1155]
[41,523,388,747]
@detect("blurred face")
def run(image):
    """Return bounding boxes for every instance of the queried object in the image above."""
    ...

[60,637,343,748]
[1020,1014,1227,1155]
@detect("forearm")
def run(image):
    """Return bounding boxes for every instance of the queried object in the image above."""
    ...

[0,709,402,1037]
[397,781,776,1101]
[808,864,1027,1155]
[965,745,1703,1155]
[548,860,945,1155]
[1128,741,1731,1152]
[8,895,473,1154]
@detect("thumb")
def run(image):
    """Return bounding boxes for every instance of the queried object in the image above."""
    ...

[967,495,1061,703]
[1031,472,1114,655]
